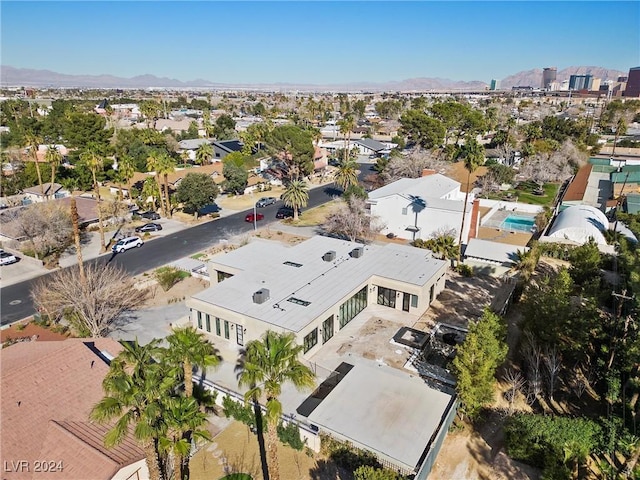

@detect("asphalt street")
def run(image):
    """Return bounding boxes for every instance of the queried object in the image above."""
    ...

[0,182,347,325]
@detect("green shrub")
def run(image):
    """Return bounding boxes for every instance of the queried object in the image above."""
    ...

[154,266,189,291]
[277,421,305,451]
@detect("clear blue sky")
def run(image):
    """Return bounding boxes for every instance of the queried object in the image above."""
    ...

[2,1,638,84]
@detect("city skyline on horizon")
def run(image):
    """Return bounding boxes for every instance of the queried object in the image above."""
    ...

[1,1,638,85]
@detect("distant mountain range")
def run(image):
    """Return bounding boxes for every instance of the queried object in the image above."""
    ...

[0,65,629,91]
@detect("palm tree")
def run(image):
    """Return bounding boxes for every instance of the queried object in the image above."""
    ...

[158,396,211,480]
[165,326,219,398]
[91,340,167,480]
[238,331,315,480]
[457,138,484,262]
[117,155,135,201]
[81,146,107,253]
[146,151,166,216]
[195,143,213,166]
[157,153,175,218]
[338,114,356,164]
[44,145,62,198]
[281,180,309,221]
[333,158,359,191]
[25,133,44,195]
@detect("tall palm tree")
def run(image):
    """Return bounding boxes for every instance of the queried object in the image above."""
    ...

[457,138,484,262]
[338,114,356,164]
[238,331,315,480]
[44,145,62,198]
[158,396,211,480]
[117,155,135,201]
[25,133,44,195]
[165,326,219,398]
[333,158,358,191]
[195,143,213,166]
[146,151,166,216]
[91,340,167,480]
[281,180,309,221]
[81,146,107,253]
[157,153,175,218]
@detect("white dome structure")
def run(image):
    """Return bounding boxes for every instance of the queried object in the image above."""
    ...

[547,205,610,245]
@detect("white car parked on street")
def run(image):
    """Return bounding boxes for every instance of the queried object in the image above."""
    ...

[112,236,144,253]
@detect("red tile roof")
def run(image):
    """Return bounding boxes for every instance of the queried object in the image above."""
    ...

[1,339,146,479]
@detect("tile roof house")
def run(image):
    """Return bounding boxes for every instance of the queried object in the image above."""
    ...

[1,338,148,480]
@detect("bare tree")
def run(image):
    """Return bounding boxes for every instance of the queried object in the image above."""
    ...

[8,202,72,260]
[503,369,527,415]
[522,331,543,399]
[543,345,562,403]
[31,263,149,337]
[323,197,384,243]
[382,147,448,184]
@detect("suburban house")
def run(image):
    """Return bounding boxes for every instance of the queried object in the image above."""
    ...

[186,235,456,478]
[187,235,448,358]
[367,172,477,243]
[212,139,244,160]
[21,183,70,203]
[1,338,149,480]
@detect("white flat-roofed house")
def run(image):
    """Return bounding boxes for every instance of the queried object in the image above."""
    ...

[186,235,448,360]
[367,172,477,243]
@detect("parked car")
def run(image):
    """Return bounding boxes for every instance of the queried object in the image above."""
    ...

[255,197,277,208]
[135,222,162,233]
[276,207,295,219]
[138,211,160,220]
[0,250,18,265]
[197,203,221,216]
[112,236,144,253]
[245,213,264,222]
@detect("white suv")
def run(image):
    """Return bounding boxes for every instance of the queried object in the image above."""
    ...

[112,236,143,253]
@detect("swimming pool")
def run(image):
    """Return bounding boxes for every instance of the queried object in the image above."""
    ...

[501,215,536,232]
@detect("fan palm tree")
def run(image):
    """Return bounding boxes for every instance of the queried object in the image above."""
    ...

[195,142,213,166]
[333,158,359,191]
[157,153,175,218]
[457,138,484,262]
[44,145,62,198]
[117,155,135,201]
[165,326,219,398]
[158,396,211,480]
[91,340,167,480]
[146,151,166,216]
[80,146,107,253]
[281,180,309,221]
[25,133,44,196]
[238,331,315,480]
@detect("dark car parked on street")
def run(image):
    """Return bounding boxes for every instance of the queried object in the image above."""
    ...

[135,222,163,233]
[276,207,295,219]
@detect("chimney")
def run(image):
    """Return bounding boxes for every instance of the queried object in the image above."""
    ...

[323,251,336,262]
[421,169,436,177]
[253,288,270,304]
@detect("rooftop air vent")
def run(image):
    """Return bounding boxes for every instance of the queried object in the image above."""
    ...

[253,288,270,304]
[350,247,364,258]
[323,251,336,262]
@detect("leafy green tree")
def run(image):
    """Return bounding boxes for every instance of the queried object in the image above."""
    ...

[195,142,213,166]
[165,326,219,398]
[175,172,220,216]
[238,331,315,480]
[457,138,484,261]
[265,125,314,181]
[452,308,507,420]
[213,114,236,140]
[281,180,309,221]
[399,110,445,149]
[333,158,359,191]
